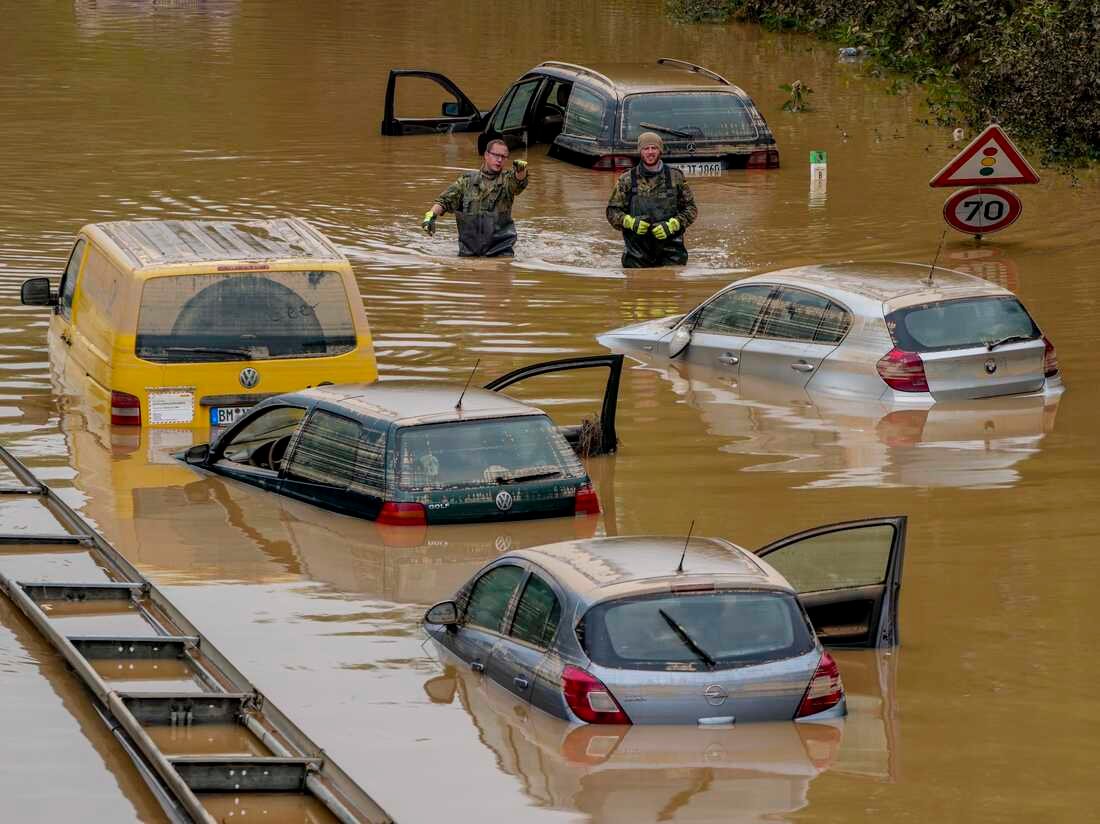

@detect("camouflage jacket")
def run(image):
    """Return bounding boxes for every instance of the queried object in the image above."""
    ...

[435,168,528,216]
[606,164,698,230]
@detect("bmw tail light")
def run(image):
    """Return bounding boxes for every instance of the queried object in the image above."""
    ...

[876,347,930,392]
[561,665,631,724]
[110,390,141,426]
[574,484,600,516]
[795,651,844,719]
[377,501,427,526]
[1043,336,1059,378]
[594,155,635,171]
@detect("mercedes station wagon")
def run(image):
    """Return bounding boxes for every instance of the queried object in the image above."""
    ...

[381,58,778,173]
[423,517,906,725]
[598,262,1062,403]
[180,355,622,526]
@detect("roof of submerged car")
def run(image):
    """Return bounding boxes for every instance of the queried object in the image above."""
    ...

[533,60,745,95]
[511,536,788,607]
[276,381,544,426]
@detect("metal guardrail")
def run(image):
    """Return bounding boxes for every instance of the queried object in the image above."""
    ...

[0,445,393,824]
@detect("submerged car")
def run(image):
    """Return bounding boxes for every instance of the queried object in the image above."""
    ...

[381,58,778,173]
[598,262,1062,403]
[180,355,622,526]
[423,516,906,725]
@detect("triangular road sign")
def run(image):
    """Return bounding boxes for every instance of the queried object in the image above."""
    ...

[929,124,1040,187]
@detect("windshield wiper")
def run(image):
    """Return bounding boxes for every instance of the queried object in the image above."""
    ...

[145,346,254,360]
[985,334,1034,351]
[658,608,717,670]
[495,468,562,484]
[639,122,694,139]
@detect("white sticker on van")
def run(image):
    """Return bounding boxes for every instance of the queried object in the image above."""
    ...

[148,391,195,424]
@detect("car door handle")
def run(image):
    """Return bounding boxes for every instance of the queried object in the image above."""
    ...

[513,675,530,690]
[790,361,814,373]
[717,353,739,365]
[471,661,485,673]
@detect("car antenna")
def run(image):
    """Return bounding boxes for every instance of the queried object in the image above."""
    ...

[676,520,695,574]
[925,229,947,286]
[455,358,480,411]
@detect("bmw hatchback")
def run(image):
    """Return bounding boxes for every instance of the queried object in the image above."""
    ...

[423,516,906,724]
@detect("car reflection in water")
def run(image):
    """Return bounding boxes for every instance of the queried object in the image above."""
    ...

[618,354,1060,490]
[423,647,898,822]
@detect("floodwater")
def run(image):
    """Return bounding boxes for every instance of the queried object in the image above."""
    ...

[1,1,1099,822]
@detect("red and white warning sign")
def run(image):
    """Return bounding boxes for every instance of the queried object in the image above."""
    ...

[930,124,1040,188]
[943,186,1023,235]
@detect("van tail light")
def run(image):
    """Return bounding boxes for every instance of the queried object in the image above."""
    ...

[376,501,427,526]
[594,155,635,171]
[110,391,141,426]
[795,651,844,719]
[876,347,930,392]
[574,483,600,516]
[561,665,631,724]
[1043,336,1060,378]
[748,149,780,168]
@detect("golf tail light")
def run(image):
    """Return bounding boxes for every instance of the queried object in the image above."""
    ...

[1043,336,1060,378]
[110,390,141,426]
[574,483,600,516]
[795,651,844,718]
[876,347,930,392]
[377,501,427,526]
[594,154,635,171]
[561,665,631,725]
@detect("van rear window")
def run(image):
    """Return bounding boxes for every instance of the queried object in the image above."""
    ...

[135,270,356,363]
[886,296,1040,353]
[622,92,759,142]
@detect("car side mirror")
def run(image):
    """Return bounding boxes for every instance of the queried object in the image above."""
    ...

[668,325,692,358]
[21,277,56,307]
[424,600,459,626]
[182,444,210,465]
[441,101,461,117]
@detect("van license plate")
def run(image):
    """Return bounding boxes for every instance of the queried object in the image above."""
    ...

[210,406,249,426]
[669,162,722,176]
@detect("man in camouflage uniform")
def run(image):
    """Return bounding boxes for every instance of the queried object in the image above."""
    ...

[422,138,528,257]
[606,132,698,268]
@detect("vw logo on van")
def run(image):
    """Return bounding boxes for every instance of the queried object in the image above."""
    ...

[239,367,260,389]
[703,684,728,706]
[984,358,998,374]
[495,490,514,512]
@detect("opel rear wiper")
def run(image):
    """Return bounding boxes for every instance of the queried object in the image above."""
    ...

[639,122,693,139]
[658,608,717,670]
[985,334,1034,351]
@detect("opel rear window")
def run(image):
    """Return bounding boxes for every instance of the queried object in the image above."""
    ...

[135,270,356,363]
[621,92,759,142]
[580,590,814,671]
[396,416,583,491]
[887,296,1040,353]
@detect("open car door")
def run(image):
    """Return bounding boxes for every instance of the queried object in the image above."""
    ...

[755,516,906,648]
[381,70,487,136]
[483,354,624,456]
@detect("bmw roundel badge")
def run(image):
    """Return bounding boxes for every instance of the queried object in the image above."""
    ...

[495,490,514,512]
[239,367,260,389]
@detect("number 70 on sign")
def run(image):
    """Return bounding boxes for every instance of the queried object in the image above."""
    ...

[943,186,1023,237]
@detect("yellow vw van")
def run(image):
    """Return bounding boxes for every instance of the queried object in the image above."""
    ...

[21,218,377,428]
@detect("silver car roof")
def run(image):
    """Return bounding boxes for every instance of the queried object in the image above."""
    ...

[510,536,792,609]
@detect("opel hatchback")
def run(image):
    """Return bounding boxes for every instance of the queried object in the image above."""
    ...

[598,262,1062,403]
[423,516,906,724]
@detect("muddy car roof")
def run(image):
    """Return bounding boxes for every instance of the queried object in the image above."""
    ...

[85,218,345,271]
[281,382,545,427]
[511,536,786,606]
[533,60,746,96]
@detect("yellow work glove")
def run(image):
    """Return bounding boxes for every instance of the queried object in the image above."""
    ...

[513,159,528,173]
[622,214,650,235]
[421,211,437,236]
[652,217,681,240]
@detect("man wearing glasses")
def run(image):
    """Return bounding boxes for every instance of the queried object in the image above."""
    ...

[422,139,529,257]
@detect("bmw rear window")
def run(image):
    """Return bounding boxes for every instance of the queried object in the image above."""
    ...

[886,296,1040,353]
[580,590,814,671]
[621,92,760,142]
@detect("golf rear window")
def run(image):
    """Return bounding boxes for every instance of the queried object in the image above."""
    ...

[621,92,759,142]
[580,590,813,671]
[886,296,1040,352]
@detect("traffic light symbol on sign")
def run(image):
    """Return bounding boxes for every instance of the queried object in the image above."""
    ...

[929,125,1040,187]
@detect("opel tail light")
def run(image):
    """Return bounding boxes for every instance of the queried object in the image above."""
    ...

[376,501,427,526]
[794,651,844,719]
[574,484,600,516]
[876,347,930,392]
[110,390,141,426]
[1043,336,1060,378]
[561,665,631,724]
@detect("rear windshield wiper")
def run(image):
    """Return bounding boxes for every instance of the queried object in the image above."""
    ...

[495,467,562,484]
[985,334,1035,351]
[658,608,717,670]
[144,346,255,360]
[639,122,694,139]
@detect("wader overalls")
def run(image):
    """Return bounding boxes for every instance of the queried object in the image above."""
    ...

[456,171,517,257]
[621,166,688,269]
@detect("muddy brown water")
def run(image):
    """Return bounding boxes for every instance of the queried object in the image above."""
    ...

[2,2,1099,822]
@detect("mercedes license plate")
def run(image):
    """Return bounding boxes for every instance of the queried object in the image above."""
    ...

[210,406,249,426]
[670,162,722,176]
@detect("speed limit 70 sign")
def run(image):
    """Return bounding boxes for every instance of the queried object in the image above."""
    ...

[943,186,1022,236]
